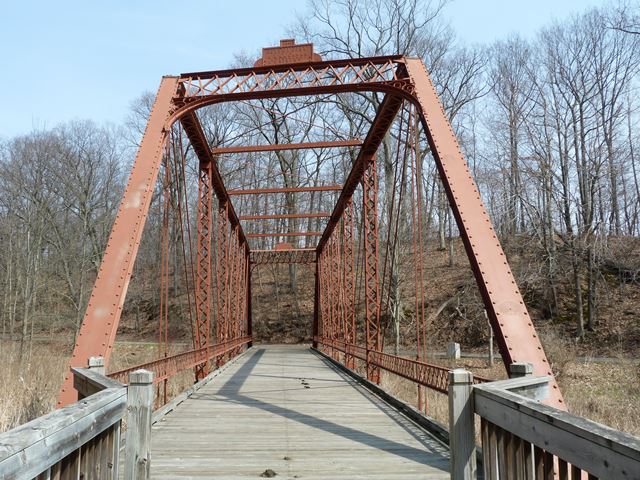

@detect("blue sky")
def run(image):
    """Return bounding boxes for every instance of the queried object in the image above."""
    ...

[0,0,605,138]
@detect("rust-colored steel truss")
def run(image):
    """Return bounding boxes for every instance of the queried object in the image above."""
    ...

[240,213,331,220]
[194,161,213,380]
[212,139,361,155]
[58,40,564,412]
[108,337,251,385]
[250,249,316,265]
[227,185,342,195]
[317,338,489,393]
[246,232,322,238]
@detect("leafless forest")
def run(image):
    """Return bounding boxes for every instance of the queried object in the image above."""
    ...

[1,0,640,371]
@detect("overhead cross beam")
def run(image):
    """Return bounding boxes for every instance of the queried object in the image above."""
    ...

[250,248,316,265]
[228,185,342,195]
[212,139,361,155]
[246,232,322,238]
[240,213,330,220]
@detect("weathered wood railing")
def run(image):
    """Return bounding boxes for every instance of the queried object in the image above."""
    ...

[0,358,154,480]
[449,363,640,480]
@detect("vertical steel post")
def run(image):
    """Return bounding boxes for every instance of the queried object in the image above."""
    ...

[228,228,240,346]
[335,229,344,362]
[216,202,230,365]
[363,155,381,383]
[319,249,330,354]
[247,261,253,347]
[312,255,320,348]
[342,200,355,368]
[194,162,213,380]
[329,234,338,359]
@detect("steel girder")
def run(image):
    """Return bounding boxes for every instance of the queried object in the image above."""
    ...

[57,77,180,407]
[228,185,342,195]
[362,157,381,383]
[212,139,361,155]
[58,48,564,410]
[194,162,213,380]
[341,201,356,369]
[403,59,563,408]
[250,249,316,265]
[216,203,230,363]
[240,213,331,220]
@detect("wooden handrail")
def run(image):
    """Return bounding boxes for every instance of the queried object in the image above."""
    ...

[448,366,640,479]
[0,387,126,479]
[474,379,640,479]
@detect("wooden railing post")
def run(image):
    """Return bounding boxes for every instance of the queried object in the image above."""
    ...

[88,356,105,375]
[449,369,476,480]
[510,362,533,378]
[125,369,154,480]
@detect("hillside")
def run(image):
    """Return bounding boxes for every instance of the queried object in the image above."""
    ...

[115,234,640,360]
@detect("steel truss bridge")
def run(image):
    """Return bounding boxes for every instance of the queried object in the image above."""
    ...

[1,40,638,480]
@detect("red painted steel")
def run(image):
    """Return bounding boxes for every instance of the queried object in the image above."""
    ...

[180,112,249,251]
[108,337,251,384]
[246,232,322,238]
[317,94,404,253]
[362,157,381,384]
[212,139,361,155]
[240,213,331,220]
[57,76,180,407]
[316,337,489,393]
[175,57,411,111]
[216,203,230,361]
[341,201,356,369]
[404,58,563,408]
[255,39,322,67]
[250,249,316,265]
[59,40,564,414]
[194,162,213,379]
[228,185,342,195]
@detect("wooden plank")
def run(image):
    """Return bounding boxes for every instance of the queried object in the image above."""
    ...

[559,458,569,479]
[124,370,154,480]
[497,427,507,477]
[481,419,491,480]
[151,348,251,425]
[523,440,534,480]
[474,386,640,479]
[0,388,126,478]
[149,345,450,479]
[112,422,121,479]
[571,464,583,479]
[543,451,554,480]
[73,367,124,399]
[448,369,476,479]
[487,422,499,480]
[534,446,544,479]
[312,347,451,447]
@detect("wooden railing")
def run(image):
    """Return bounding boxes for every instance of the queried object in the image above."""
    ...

[448,363,640,480]
[0,359,154,480]
[0,344,251,480]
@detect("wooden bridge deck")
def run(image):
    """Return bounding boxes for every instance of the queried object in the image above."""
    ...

[150,344,450,479]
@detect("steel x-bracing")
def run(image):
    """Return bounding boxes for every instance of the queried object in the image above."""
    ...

[57,40,564,412]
